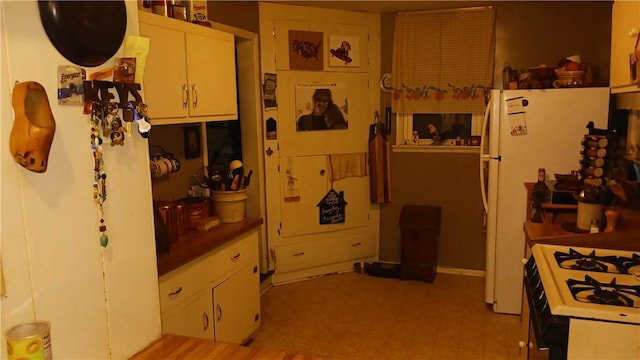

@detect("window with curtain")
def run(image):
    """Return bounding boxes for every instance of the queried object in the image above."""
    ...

[391,7,496,114]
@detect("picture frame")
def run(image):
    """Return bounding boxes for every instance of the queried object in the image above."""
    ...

[183,125,201,159]
[289,30,323,71]
[328,35,360,67]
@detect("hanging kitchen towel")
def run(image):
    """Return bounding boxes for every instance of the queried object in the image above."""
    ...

[368,122,391,203]
[328,153,367,181]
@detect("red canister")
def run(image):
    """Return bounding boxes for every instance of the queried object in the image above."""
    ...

[155,200,178,243]
[180,197,209,230]
[174,201,190,236]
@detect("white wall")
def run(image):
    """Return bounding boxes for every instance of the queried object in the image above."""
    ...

[1,2,161,359]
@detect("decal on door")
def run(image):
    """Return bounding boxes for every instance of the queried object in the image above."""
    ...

[317,189,346,224]
[284,169,300,202]
[289,30,323,70]
[329,35,360,67]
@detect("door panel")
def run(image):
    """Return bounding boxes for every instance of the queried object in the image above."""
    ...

[162,292,213,340]
[212,263,260,344]
[276,71,370,157]
[185,32,237,118]
[139,23,187,120]
[280,155,328,237]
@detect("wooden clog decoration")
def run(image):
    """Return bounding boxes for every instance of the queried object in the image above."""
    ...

[10,81,56,173]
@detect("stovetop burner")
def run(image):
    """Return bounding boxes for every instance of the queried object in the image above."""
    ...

[621,253,640,275]
[567,275,640,308]
[554,248,640,275]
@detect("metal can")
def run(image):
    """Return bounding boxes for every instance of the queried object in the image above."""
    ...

[6,320,52,360]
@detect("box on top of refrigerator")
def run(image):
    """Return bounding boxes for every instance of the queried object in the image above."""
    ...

[190,1,209,23]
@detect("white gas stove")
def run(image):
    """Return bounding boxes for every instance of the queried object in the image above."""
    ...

[526,244,640,360]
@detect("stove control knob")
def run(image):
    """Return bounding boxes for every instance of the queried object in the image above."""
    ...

[518,341,531,349]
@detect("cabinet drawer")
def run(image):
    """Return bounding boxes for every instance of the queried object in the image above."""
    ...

[274,232,374,274]
[210,231,259,282]
[158,254,212,314]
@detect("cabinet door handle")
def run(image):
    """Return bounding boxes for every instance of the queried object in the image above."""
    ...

[216,304,223,322]
[352,242,362,247]
[203,312,209,331]
[168,286,182,296]
[230,252,241,261]
[182,84,188,109]
[293,251,305,257]
[192,84,198,108]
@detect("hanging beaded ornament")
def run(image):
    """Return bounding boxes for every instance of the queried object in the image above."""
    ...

[85,99,151,248]
[89,102,109,247]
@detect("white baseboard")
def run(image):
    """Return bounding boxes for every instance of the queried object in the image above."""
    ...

[436,266,485,277]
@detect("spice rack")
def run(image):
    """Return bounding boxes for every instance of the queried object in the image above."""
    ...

[579,134,609,187]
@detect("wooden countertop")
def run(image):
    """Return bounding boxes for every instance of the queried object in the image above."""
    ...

[524,222,640,251]
[130,334,322,360]
[157,217,263,277]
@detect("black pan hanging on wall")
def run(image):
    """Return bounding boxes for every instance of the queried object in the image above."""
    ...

[38,0,127,67]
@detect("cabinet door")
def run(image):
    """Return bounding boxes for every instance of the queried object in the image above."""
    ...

[139,23,189,120]
[212,262,261,344]
[610,0,640,91]
[185,32,238,119]
[280,155,329,237]
[161,291,214,340]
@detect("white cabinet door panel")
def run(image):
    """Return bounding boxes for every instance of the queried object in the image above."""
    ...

[213,262,260,344]
[280,155,329,237]
[139,23,188,120]
[280,155,369,238]
[186,32,237,118]
[162,292,213,340]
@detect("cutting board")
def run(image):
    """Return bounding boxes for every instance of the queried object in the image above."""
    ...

[368,122,391,203]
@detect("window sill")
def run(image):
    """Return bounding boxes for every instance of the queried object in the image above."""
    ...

[392,145,481,154]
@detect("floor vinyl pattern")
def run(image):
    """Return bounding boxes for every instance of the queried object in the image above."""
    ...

[250,272,522,360]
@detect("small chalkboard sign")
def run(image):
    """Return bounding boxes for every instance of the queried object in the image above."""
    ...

[317,189,347,224]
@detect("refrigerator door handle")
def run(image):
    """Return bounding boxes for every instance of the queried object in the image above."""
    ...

[479,96,492,214]
[479,95,492,160]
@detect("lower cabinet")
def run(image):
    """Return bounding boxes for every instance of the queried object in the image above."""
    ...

[158,230,260,344]
[213,263,260,343]
[162,290,214,340]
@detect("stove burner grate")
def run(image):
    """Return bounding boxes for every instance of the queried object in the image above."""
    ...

[567,275,640,308]
[621,253,640,275]
[554,249,623,273]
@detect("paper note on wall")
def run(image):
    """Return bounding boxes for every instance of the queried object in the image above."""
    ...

[506,96,528,136]
[123,35,150,85]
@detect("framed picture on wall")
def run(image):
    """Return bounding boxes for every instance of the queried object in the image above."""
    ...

[183,125,201,159]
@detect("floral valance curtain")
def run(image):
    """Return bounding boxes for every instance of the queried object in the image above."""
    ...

[392,7,496,114]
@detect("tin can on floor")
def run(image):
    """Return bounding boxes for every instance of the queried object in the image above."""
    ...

[6,320,52,360]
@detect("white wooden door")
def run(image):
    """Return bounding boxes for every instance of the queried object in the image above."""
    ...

[212,263,260,344]
[185,32,237,118]
[139,23,188,120]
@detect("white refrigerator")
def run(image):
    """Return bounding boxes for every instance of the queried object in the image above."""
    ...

[480,88,611,314]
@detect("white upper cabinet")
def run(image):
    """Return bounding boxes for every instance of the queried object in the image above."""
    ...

[610,0,640,93]
[139,12,238,124]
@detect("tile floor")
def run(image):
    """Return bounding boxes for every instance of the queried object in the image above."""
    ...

[249,272,523,360]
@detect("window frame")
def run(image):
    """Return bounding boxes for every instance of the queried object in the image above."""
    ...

[395,112,483,146]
